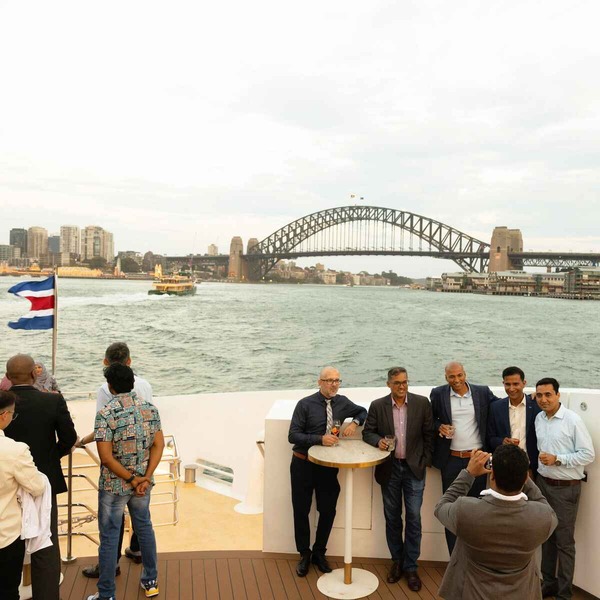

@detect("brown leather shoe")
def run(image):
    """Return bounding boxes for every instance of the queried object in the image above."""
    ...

[406,571,422,592]
[387,560,402,584]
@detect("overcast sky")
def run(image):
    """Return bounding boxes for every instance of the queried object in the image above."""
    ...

[1,0,599,277]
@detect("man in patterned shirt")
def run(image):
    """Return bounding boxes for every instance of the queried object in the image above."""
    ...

[87,364,164,600]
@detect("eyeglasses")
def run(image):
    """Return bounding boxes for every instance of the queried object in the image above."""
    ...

[320,379,342,385]
[0,410,18,421]
[390,380,409,386]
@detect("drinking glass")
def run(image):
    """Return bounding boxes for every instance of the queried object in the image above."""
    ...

[384,435,396,451]
[331,420,341,436]
[445,425,456,439]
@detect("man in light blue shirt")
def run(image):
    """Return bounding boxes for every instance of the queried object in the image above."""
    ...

[535,377,595,600]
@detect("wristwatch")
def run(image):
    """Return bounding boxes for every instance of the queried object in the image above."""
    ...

[554,458,562,466]
[125,474,135,484]
[352,419,360,425]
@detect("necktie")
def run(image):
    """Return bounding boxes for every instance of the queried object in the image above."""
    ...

[325,399,333,434]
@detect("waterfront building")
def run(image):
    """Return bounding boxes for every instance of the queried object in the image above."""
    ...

[208,244,219,256]
[318,269,337,284]
[0,244,21,261]
[60,225,81,257]
[566,267,600,298]
[83,226,114,263]
[9,228,27,256]
[117,250,143,265]
[27,226,48,261]
[426,276,443,291]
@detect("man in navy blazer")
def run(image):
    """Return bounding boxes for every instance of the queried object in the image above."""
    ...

[430,361,498,554]
[487,366,540,475]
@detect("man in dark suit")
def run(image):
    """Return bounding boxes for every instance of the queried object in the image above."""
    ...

[434,445,557,600]
[363,367,434,591]
[430,361,497,554]
[487,366,540,475]
[5,354,77,600]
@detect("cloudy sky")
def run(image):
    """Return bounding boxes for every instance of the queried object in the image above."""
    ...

[1,0,599,277]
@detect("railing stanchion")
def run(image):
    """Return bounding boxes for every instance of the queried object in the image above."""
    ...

[62,451,77,564]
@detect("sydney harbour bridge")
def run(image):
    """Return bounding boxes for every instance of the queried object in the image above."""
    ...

[165,206,600,281]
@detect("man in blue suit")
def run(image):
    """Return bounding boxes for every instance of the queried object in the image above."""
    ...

[487,366,540,476]
[430,361,498,554]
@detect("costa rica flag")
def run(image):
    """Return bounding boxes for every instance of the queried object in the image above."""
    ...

[7,275,55,330]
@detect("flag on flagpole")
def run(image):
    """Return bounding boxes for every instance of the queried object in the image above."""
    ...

[7,276,56,330]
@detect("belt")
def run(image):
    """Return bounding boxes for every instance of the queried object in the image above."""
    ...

[450,449,480,458]
[293,451,308,461]
[540,475,581,487]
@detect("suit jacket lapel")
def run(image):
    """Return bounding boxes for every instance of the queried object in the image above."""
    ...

[443,385,452,424]
[525,394,534,436]
[472,385,482,430]
[384,394,395,434]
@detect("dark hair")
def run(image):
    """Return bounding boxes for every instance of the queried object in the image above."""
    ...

[502,366,525,381]
[492,444,529,492]
[104,363,135,394]
[536,377,559,393]
[387,367,407,382]
[0,390,17,411]
[105,342,130,365]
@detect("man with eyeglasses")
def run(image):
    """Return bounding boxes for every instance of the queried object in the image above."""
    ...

[5,354,77,600]
[363,367,434,591]
[0,390,47,600]
[288,366,367,577]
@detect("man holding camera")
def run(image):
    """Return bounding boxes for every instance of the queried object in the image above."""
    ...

[434,445,557,600]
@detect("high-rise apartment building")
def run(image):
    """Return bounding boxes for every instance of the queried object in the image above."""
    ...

[48,235,61,254]
[9,228,28,256]
[208,244,219,256]
[27,226,49,261]
[60,225,81,257]
[82,226,114,263]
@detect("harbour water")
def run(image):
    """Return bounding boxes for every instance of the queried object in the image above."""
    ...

[0,276,598,395]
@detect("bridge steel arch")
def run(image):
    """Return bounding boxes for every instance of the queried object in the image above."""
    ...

[247,205,490,279]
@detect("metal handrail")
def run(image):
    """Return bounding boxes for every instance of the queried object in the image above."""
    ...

[60,436,180,562]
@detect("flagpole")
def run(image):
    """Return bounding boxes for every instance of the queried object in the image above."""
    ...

[52,268,58,376]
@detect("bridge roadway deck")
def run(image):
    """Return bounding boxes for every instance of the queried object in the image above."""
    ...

[61,551,596,600]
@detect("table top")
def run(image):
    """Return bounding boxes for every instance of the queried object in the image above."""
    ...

[308,439,391,469]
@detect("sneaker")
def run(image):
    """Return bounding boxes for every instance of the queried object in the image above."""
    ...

[125,546,143,564]
[86,594,115,600]
[140,579,159,598]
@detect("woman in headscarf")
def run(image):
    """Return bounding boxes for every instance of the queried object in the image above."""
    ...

[33,362,60,393]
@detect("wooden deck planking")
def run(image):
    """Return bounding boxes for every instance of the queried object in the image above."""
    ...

[61,551,596,600]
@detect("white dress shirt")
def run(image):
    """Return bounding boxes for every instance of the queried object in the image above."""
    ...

[508,397,527,451]
[450,384,482,451]
[535,404,595,480]
[96,374,153,411]
[0,430,46,549]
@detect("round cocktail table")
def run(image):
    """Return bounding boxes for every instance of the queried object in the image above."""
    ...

[308,439,390,599]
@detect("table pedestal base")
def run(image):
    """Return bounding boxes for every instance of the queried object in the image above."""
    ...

[316,567,379,599]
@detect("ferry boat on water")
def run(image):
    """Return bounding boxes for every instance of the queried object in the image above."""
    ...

[148,265,197,296]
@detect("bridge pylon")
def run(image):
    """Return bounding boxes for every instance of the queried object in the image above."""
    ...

[489,227,523,272]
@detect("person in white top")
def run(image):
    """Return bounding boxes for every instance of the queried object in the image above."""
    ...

[78,342,153,579]
[0,390,46,600]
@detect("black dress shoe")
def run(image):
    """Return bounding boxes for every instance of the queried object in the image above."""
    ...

[387,560,402,584]
[311,553,332,573]
[82,564,121,578]
[541,582,558,598]
[296,552,311,577]
[406,571,422,592]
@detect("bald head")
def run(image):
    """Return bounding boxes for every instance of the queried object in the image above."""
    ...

[445,361,465,373]
[6,354,36,385]
[444,361,468,394]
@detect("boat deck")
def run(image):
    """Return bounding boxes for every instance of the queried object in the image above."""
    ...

[60,551,596,600]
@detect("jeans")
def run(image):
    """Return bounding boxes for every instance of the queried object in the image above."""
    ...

[97,490,158,599]
[381,459,425,571]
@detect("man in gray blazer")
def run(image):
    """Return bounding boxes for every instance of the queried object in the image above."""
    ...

[363,367,434,591]
[434,444,557,600]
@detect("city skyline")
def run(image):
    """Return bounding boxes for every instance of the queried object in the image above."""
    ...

[1,1,600,278]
